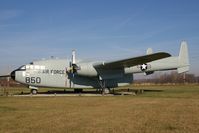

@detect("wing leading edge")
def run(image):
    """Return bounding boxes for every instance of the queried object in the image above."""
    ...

[93,52,171,69]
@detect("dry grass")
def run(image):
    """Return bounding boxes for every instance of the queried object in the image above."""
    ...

[0,85,199,133]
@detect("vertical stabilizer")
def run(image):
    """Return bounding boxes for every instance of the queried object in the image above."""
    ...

[146,48,153,55]
[178,41,190,73]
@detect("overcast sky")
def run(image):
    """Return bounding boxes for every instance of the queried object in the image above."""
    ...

[0,0,199,76]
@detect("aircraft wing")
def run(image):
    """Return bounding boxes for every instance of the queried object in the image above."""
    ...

[93,52,171,69]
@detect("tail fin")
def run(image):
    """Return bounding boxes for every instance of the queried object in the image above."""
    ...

[178,41,190,73]
[146,48,153,55]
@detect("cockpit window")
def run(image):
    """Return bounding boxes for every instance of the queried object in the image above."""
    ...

[26,65,46,70]
[17,64,45,71]
[19,65,26,70]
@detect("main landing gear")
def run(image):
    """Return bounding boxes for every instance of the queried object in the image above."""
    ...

[98,76,111,95]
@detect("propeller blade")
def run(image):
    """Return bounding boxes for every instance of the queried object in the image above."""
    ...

[0,75,10,78]
[72,50,76,65]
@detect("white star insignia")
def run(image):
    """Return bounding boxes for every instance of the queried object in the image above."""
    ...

[141,64,147,71]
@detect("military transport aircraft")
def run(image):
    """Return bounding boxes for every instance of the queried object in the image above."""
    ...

[1,41,189,94]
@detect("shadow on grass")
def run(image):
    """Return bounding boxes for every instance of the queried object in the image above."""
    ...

[17,90,101,95]
[41,90,100,94]
[13,88,164,96]
[143,89,164,92]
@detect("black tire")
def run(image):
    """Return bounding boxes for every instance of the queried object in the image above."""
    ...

[31,89,38,95]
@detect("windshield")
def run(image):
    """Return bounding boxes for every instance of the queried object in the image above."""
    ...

[18,65,26,70]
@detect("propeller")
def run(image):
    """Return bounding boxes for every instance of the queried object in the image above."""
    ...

[67,50,80,88]
[67,50,80,78]
[69,50,79,74]
[0,66,14,87]
[72,50,76,65]
[0,66,14,79]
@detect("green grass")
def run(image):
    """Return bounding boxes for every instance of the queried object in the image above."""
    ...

[0,85,199,133]
[135,85,199,98]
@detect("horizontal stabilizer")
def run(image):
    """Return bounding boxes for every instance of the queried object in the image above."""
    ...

[178,66,189,73]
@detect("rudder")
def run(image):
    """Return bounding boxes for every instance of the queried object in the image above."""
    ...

[178,41,190,73]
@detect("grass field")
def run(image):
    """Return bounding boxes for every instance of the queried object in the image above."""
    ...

[0,85,199,133]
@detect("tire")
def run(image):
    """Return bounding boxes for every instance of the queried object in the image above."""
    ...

[31,89,38,95]
[104,88,110,94]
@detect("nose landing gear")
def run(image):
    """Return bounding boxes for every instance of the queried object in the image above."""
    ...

[29,86,38,95]
[31,89,38,95]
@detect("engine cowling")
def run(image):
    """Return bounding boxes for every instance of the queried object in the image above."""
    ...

[76,63,98,77]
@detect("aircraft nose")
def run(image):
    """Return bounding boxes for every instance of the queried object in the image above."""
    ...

[10,70,16,80]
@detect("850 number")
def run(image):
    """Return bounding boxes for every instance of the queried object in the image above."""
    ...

[25,77,41,84]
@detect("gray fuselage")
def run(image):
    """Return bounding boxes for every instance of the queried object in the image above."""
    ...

[14,59,134,89]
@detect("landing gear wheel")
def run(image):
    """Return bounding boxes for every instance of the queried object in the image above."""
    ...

[104,88,110,94]
[31,89,38,95]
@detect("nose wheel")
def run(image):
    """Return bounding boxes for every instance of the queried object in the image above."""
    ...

[31,89,38,95]
[29,86,38,95]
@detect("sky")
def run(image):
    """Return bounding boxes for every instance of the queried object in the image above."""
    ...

[0,0,199,76]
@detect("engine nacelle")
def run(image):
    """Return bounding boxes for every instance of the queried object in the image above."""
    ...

[76,63,98,77]
[76,63,125,79]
